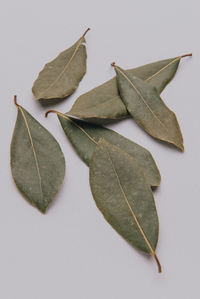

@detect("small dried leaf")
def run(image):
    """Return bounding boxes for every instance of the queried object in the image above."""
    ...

[32,28,90,101]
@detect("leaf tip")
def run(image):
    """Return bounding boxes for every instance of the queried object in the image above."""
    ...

[38,205,48,214]
[178,141,184,152]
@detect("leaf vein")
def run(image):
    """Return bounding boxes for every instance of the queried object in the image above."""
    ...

[146,57,180,82]
[104,146,154,255]
[116,67,168,131]
[38,37,85,98]
[59,113,98,145]
[19,107,43,201]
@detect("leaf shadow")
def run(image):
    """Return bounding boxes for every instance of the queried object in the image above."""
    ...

[67,116,126,127]
[151,186,159,193]
[38,96,70,108]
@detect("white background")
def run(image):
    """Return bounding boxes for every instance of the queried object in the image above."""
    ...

[0,0,199,298]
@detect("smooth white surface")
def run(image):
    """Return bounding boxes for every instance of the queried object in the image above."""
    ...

[0,0,199,298]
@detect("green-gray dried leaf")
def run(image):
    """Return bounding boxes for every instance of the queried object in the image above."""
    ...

[32,28,90,101]
[113,64,184,151]
[89,139,161,272]
[67,55,191,123]
[53,112,160,187]
[11,97,65,213]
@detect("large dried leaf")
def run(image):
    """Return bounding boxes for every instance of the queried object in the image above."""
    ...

[11,97,65,213]
[113,64,184,151]
[32,28,90,101]
[68,54,191,123]
[46,110,161,187]
[90,139,161,272]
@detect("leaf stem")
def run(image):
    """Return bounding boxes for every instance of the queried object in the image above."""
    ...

[45,110,59,118]
[153,252,162,273]
[82,27,91,38]
[45,109,77,122]
[180,53,192,58]
[45,109,98,145]
[111,62,120,71]
[14,95,20,108]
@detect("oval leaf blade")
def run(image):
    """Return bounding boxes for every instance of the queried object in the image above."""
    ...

[113,64,184,151]
[54,112,160,187]
[67,55,191,123]
[89,139,161,272]
[32,28,90,101]
[11,97,65,213]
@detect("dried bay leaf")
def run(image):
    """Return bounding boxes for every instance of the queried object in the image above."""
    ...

[67,54,191,123]
[90,139,161,272]
[112,63,184,151]
[11,96,65,213]
[45,110,161,187]
[32,28,90,101]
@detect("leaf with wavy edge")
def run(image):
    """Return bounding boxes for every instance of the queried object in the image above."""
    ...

[68,54,191,124]
[11,96,65,213]
[112,63,184,151]
[32,28,90,101]
[45,110,161,187]
[90,139,161,272]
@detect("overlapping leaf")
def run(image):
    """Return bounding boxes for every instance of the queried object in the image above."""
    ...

[11,97,65,213]
[67,55,191,123]
[90,139,161,272]
[113,64,184,151]
[32,28,90,101]
[46,110,161,187]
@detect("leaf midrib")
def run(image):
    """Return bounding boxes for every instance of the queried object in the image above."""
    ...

[104,145,154,255]
[59,113,98,145]
[146,57,180,82]
[116,66,168,131]
[19,107,43,201]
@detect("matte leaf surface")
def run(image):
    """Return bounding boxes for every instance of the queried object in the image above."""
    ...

[32,28,90,101]
[46,111,161,187]
[11,97,65,213]
[90,139,161,272]
[68,55,191,123]
[113,64,184,151]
